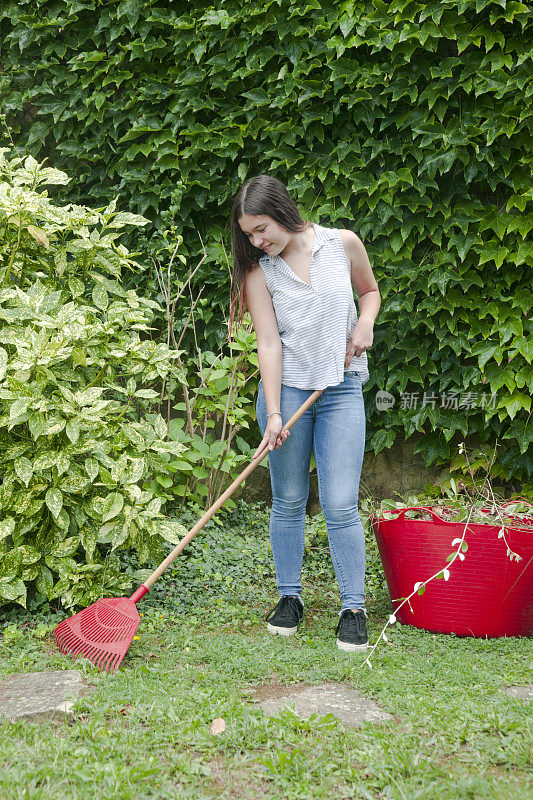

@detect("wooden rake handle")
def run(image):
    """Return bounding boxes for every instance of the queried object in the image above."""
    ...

[136,387,324,595]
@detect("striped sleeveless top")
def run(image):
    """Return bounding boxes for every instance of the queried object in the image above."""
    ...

[258,222,370,390]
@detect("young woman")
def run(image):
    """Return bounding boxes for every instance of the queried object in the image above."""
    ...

[228,175,380,651]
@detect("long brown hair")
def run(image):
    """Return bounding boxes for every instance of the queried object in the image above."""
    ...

[227,174,310,338]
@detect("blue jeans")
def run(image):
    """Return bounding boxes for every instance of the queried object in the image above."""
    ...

[256,371,366,610]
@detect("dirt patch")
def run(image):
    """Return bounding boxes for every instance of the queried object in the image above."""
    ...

[250,681,311,702]
[242,673,312,703]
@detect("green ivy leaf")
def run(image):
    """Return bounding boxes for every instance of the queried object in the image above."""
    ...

[496,392,531,420]
[370,429,396,454]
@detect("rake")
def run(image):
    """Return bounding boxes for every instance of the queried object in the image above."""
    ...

[54,389,323,672]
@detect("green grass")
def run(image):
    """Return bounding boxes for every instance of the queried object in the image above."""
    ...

[0,501,531,799]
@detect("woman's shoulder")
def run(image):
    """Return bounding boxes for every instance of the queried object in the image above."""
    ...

[246,261,268,285]
[245,261,272,301]
[336,227,363,246]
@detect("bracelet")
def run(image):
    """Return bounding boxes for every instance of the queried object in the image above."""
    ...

[266,411,282,419]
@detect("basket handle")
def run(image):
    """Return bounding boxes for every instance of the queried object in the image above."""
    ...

[376,506,451,523]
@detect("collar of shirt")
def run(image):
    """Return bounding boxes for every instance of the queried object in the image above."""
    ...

[265,223,336,264]
[265,223,337,286]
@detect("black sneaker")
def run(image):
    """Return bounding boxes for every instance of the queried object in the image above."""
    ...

[335,609,369,652]
[266,596,303,636]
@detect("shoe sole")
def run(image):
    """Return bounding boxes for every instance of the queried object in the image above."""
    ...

[267,623,297,636]
[337,638,369,652]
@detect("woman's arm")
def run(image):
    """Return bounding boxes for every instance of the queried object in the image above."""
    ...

[245,266,289,456]
[339,230,381,365]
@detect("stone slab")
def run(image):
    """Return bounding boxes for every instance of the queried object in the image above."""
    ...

[257,683,393,728]
[0,670,87,722]
[505,684,533,701]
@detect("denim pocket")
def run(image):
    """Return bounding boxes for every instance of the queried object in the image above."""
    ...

[345,371,360,382]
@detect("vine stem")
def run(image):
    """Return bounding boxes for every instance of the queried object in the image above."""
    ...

[360,501,476,670]
[486,481,523,562]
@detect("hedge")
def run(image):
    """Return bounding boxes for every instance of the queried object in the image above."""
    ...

[1,0,532,481]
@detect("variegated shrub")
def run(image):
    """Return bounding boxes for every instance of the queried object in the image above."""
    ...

[0,150,187,608]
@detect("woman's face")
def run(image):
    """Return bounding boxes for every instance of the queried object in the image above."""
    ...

[238,213,288,255]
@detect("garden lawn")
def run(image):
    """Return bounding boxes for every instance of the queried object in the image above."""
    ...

[0,502,531,800]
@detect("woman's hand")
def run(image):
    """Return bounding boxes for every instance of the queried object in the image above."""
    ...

[345,319,374,368]
[253,415,290,459]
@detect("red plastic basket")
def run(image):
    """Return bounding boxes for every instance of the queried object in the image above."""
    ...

[371,505,533,638]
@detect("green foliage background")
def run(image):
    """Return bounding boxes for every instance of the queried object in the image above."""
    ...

[1,0,532,481]
[0,151,191,608]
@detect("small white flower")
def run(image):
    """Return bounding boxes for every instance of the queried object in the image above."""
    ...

[389,614,397,625]
[443,568,450,581]
[452,538,462,547]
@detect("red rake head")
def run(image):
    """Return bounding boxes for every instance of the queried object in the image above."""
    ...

[54,597,140,673]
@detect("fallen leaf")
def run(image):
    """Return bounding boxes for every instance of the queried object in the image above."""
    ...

[210,717,226,736]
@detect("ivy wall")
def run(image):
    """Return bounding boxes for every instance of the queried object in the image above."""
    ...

[1,0,532,481]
